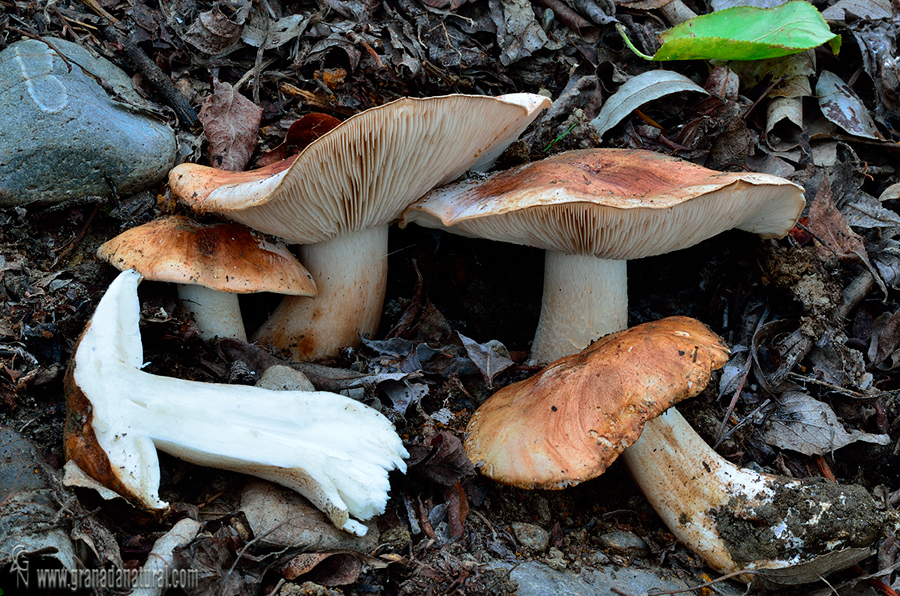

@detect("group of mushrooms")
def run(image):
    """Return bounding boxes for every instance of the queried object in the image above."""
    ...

[65,92,889,582]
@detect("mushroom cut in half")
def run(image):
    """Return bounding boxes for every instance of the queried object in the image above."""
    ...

[170,93,551,361]
[97,215,315,341]
[466,317,730,489]
[65,269,407,536]
[467,318,887,582]
[401,149,804,364]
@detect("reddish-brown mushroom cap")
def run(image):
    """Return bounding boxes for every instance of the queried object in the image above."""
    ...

[401,148,805,259]
[97,215,315,295]
[169,93,553,244]
[464,317,730,489]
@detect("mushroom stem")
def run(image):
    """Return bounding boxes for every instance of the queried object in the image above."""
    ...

[530,252,627,364]
[253,226,389,361]
[177,284,247,341]
[621,408,883,578]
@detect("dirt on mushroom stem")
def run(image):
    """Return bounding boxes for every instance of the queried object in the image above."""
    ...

[711,478,885,566]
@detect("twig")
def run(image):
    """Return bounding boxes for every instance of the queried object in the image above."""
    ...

[265,579,285,596]
[5,26,75,71]
[814,454,837,482]
[716,398,771,445]
[532,0,597,38]
[51,202,100,267]
[99,25,198,126]
[713,351,753,448]
[647,569,764,594]
[742,76,785,121]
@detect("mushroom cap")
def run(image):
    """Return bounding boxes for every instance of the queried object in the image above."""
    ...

[401,149,805,260]
[464,317,730,489]
[97,215,316,295]
[169,93,551,244]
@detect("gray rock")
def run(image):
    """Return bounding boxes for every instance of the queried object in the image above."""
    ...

[598,530,650,557]
[511,521,549,552]
[256,365,316,392]
[0,38,176,206]
[490,560,746,596]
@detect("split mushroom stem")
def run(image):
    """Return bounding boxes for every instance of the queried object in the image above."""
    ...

[253,226,388,359]
[622,409,884,578]
[65,270,407,536]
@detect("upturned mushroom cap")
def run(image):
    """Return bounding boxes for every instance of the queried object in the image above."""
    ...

[169,93,551,243]
[96,215,315,295]
[400,148,805,258]
[464,317,730,489]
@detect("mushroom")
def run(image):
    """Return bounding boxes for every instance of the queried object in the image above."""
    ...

[169,93,551,361]
[465,317,729,488]
[97,215,316,341]
[65,269,407,536]
[400,148,805,364]
[466,317,886,580]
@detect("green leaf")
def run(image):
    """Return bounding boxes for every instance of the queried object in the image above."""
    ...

[620,1,841,62]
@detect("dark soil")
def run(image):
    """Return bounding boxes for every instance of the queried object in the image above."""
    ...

[2,1,900,595]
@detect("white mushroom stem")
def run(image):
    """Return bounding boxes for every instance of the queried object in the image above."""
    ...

[67,270,407,536]
[177,284,247,341]
[253,226,388,361]
[621,408,882,577]
[530,252,627,364]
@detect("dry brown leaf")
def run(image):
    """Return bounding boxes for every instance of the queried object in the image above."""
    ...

[257,113,342,167]
[183,7,244,55]
[457,332,514,387]
[817,71,882,140]
[489,0,548,66]
[408,431,476,486]
[282,552,363,585]
[762,392,890,455]
[422,0,476,12]
[808,172,869,264]
[198,80,262,171]
[868,308,900,367]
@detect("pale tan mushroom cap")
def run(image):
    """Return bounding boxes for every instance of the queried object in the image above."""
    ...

[97,215,316,295]
[464,317,730,489]
[401,149,805,260]
[169,93,551,244]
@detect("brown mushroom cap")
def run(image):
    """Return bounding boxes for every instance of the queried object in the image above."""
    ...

[169,94,552,244]
[464,317,730,489]
[96,215,316,295]
[401,148,804,259]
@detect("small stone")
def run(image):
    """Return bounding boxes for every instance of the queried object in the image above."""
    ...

[511,521,549,552]
[544,546,567,570]
[598,529,650,557]
[256,364,315,391]
[0,39,176,206]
